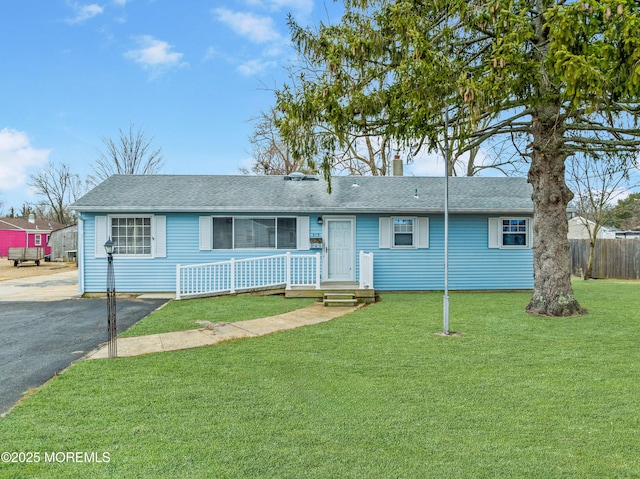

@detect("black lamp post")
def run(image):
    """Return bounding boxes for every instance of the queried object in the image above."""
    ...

[104,238,117,358]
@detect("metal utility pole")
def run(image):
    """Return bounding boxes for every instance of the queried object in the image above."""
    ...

[443,105,450,335]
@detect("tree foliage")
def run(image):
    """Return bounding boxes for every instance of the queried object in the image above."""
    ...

[276,0,640,316]
[19,203,32,219]
[610,191,640,229]
[89,122,165,186]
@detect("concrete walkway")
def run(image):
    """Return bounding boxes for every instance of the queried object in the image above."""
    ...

[86,303,362,359]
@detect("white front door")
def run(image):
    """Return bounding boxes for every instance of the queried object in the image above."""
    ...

[325,217,355,281]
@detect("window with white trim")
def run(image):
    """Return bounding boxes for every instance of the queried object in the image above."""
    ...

[392,217,415,248]
[379,217,429,249]
[501,218,528,247]
[489,217,531,249]
[212,217,297,250]
[95,215,165,259]
[34,234,42,246]
[111,216,152,255]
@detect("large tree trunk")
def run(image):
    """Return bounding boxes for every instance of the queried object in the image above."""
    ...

[526,108,585,316]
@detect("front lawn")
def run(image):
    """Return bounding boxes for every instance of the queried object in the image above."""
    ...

[119,294,316,337]
[1,280,638,478]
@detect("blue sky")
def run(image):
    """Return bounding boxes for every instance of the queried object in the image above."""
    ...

[0,0,347,211]
[5,1,633,215]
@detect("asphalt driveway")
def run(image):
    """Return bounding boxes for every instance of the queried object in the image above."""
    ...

[0,271,168,416]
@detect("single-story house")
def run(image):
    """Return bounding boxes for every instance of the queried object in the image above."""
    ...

[0,215,66,258]
[71,174,535,297]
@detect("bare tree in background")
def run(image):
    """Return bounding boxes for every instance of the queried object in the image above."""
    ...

[331,134,396,176]
[450,119,529,177]
[27,162,84,224]
[567,153,637,280]
[243,106,403,176]
[88,122,165,186]
[241,108,310,175]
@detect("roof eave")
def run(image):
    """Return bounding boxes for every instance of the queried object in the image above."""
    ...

[72,206,534,214]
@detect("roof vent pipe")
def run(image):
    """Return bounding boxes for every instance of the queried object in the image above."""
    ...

[392,155,403,177]
[28,213,35,224]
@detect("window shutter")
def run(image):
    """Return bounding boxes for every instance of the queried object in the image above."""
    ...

[154,215,167,257]
[488,218,500,248]
[95,216,107,258]
[379,217,391,248]
[199,216,212,250]
[297,217,310,250]
[417,217,429,248]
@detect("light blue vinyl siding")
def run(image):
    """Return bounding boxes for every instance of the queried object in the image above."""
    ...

[81,212,532,293]
[82,213,320,293]
[447,215,533,290]
[356,214,533,291]
[356,215,444,290]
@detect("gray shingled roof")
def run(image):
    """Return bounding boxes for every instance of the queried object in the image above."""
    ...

[0,217,67,232]
[71,175,533,214]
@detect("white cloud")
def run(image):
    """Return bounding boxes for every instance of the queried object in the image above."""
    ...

[66,2,104,24]
[0,129,50,191]
[124,35,186,75]
[212,7,292,75]
[237,58,276,76]
[213,8,282,44]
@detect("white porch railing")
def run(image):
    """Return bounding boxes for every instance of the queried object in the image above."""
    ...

[176,252,322,300]
[176,251,375,300]
[359,251,374,289]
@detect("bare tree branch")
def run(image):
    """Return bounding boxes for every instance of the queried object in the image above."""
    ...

[567,152,638,279]
[88,122,165,186]
[27,162,82,224]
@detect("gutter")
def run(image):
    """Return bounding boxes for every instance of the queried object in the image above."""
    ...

[71,206,535,215]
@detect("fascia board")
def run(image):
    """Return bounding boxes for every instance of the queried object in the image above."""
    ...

[72,206,534,215]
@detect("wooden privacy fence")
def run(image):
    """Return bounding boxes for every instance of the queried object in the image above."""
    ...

[570,239,640,279]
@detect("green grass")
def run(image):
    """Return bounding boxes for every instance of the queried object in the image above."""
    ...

[1,280,639,478]
[119,294,316,337]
